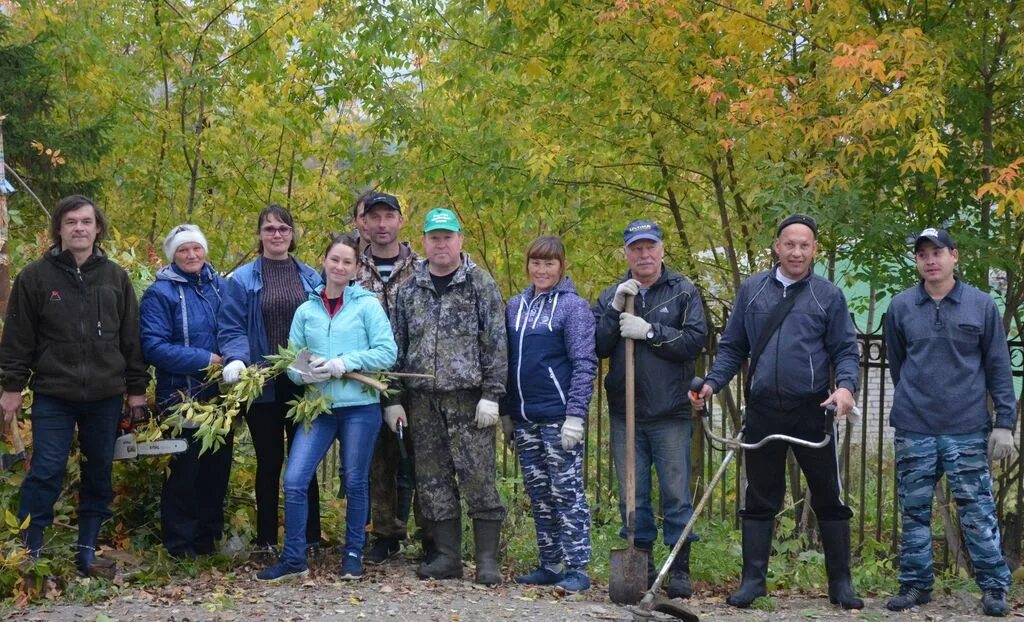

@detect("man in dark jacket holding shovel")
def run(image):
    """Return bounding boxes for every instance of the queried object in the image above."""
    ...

[1,195,149,576]
[594,219,707,599]
[690,214,862,610]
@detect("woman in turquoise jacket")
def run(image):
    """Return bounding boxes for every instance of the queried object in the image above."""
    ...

[257,235,397,583]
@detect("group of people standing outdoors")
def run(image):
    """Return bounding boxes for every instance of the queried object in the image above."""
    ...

[0,193,1018,616]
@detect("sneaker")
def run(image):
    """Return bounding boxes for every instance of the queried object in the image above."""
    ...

[256,561,308,582]
[364,538,401,565]
[340,552,363,580]
[982,589,1010,617]
[556,569,590,593]
[515,566,565,585]
[886,585,931,611]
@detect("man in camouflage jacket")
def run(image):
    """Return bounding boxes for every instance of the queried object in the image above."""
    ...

[353,192,425,565]
[386,208,508,585]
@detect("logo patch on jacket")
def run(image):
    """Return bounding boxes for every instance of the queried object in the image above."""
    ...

[659,306,669,313]
[49,290,62,302]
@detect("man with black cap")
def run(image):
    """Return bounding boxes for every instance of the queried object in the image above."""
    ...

[354,191,426,564]
[593,219,708,599]
[690,214,862,610]
[883,228,1016,617]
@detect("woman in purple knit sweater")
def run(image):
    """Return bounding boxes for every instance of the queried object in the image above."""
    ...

[500,235,598,593]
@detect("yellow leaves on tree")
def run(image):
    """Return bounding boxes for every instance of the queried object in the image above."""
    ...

[29,141,66,167]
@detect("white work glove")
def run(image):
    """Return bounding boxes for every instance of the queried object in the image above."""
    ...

[296,356,331,384]
[475,399,500,429]
[501,415,515,447]
[384,405,406,433]
[222,360,246,384]
[561,416,585,451]
[324,358,347,378]
[989,428,1018,462]
[611,279,641,312]
[619,313,652,340]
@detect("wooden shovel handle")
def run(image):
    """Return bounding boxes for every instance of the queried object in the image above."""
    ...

[624,295,637,546]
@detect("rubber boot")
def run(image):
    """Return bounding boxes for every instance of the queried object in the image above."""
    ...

[726,519,773,608]
[418,522,438,564]
[473,519,502,586]
[76,516,116,579]
[819,520,863,610]
[22,524,44,560]
[416,518,463,580]
[667,540,693,599]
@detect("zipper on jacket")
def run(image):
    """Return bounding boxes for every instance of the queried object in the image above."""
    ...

[76,266,88,401]
[96,292,103,337]
[808,355,814,391]
[548,367,567,405]
[516,294,546,421]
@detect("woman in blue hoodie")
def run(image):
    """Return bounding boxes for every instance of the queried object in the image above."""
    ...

[501,236,598,593]
[257,234,397,582]
[140,224,230,558]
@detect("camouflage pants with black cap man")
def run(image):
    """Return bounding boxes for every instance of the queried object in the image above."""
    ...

[895,430,1011,592]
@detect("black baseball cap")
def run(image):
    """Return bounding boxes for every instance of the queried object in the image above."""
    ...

[361,192,401,216]
[776,214,818,238]
[914,227,956,251]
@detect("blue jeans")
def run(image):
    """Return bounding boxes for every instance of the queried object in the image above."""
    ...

[610,415,694,546]
[19,395,122,535]
[280,404,380,566]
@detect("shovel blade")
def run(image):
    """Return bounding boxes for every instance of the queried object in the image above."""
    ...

[609,545,648,604]
[648,594,700,621]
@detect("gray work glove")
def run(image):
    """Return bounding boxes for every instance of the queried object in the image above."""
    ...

[475,399,500,429]
[619,313,652,340]
[988,428,1018,462]
[384,405,406,433]
[222,360,246,385]
[561,416,585,451]
[611,279,641,312]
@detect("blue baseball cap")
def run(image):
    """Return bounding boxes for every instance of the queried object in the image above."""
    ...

[623,220,663,246]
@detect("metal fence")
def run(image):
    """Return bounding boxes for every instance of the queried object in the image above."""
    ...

[311,316,1024,570]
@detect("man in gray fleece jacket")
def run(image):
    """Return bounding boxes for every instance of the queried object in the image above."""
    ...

[884,228,1016,617]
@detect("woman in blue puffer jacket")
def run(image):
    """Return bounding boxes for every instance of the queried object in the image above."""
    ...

[256,234,397,583]
[140,224,229,558]
[501,235,598,593]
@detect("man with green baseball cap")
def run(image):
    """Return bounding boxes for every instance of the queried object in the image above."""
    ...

[387,207,508,585]
[422,208,462,233]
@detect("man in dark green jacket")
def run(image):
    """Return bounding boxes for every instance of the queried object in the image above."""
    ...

[0,195,149,576]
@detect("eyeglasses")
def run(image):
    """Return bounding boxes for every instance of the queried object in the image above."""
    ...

[261,225,293,236]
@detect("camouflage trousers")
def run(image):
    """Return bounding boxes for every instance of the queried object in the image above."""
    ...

[406,390,506,522]
[894,430,1010,591]
[515,420,591,569]
[369,417,420,540]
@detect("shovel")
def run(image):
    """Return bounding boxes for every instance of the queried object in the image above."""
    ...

[1,422,27,471]
[609,294,649,605]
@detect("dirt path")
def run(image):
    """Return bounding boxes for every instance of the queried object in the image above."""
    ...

[2,556,1011,621]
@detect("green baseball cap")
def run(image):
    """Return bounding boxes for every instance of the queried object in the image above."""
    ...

[423,208,462,233]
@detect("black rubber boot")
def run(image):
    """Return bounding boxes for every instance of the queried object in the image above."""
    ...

[76,516,115,578]
[416,518,463,580]
[666,540,693,599]
[22,524,44,560]
[819,520,863,610]
[726,519,773,608]
[473,519,503,585]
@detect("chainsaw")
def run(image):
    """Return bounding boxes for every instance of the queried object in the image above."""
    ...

[113,405,187,461]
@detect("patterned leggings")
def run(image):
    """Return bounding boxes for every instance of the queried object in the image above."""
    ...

[515,420,591,569]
